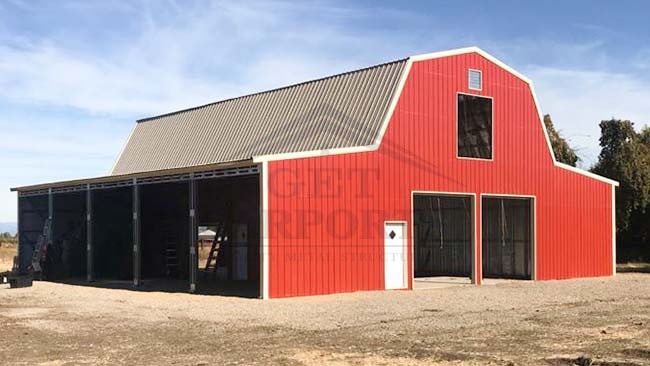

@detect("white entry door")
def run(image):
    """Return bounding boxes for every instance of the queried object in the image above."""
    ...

[384,222,406,289]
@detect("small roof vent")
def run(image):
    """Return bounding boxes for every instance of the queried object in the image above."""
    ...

[468,69,482,90]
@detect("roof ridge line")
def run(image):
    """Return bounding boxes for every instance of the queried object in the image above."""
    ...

[136,57,409,123]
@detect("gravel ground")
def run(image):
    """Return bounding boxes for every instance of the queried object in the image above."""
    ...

[1,273,649,365]
[0,243,16,272]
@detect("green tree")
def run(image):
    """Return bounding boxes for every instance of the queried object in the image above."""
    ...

[592,119,650,260]
[544,114,579,166]
[640,126,650,146]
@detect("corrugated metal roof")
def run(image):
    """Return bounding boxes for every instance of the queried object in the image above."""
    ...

[111,59,408,175]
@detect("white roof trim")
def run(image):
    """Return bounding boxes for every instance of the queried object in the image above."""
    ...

[373,58,413,146]
[252,145,377,163]
[410,46,532,84]
[253,46,619,187]
[252,58,413,164]
[555,162,619,186]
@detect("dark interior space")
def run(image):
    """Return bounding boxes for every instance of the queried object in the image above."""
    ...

[414,194,473,278]
[93,187,133,280]
[457,93,493,159]
[15,172,261,297]
[140,182,189,281]
[45,192,87,280]
[17,195,48,272]
[196,175,260,297]
[482,197,532,279]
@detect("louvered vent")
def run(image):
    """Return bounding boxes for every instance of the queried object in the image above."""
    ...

[468,69,482,90]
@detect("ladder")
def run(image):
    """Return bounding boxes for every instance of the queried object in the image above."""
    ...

[165,246,178,278]
[165,231,179,278]
[158,220,179,278]
[30,218,52,274]
[203,223,229,278]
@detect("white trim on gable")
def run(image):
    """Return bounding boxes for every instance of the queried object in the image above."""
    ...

[251,58,413,164]
[252,47,619,187]
[373,57,413,147]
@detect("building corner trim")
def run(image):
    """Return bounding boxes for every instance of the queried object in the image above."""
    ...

[612,185,617,276]
[260,161,270,299]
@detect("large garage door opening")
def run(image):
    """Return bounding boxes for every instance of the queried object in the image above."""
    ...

[140,182,190,286]
[413,194,474,281]
[93,187,133,281]
[46,192,87,280]
[17,195,49,273]
[195,175,260,298]
[482,197,533,279]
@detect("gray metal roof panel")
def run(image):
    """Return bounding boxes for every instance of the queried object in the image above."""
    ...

[111,58,408,175]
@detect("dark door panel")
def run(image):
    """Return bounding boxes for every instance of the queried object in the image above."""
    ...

[413,195,473,277]
[482,197,532,279]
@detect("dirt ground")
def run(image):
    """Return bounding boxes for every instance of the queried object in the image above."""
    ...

[0,242,16,272]
[0,272,649,366]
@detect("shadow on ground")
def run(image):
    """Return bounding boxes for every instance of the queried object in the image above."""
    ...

[51,277,259,298]
[617,263,650,273]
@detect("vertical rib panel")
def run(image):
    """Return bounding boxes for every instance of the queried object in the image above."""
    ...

[266,52,614,298]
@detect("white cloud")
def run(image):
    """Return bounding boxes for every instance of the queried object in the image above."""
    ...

[483,38,650,167]
[2,1,650,223]
[0,113,128,222]
[0,1,414,119]
[0,42,236,117]
[528,66,650,167]
[0,1,417,222]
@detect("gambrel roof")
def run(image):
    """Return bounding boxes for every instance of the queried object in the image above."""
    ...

[12,47,617,193]
[111,59,407,175]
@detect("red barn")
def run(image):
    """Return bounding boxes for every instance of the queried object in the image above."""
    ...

[12,47,618,299]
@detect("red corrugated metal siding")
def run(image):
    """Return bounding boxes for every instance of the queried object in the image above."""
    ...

[267,52,613,298]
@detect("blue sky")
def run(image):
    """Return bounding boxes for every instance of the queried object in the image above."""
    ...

[1,0,650,223]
